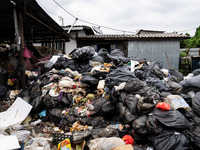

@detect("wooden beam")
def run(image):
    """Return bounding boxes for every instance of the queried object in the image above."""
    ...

[25,12,70,40]
[52,36,55,55]
[18,10,26,89]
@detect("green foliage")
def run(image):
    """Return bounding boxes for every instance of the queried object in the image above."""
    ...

[180,26,200,48]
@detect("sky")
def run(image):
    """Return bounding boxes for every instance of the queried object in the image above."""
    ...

[36,0,200,36]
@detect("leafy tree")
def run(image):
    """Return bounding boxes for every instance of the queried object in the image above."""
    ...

[180,26,200,48]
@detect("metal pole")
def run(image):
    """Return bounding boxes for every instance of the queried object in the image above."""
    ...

[67,18,78,34]
[11,0,21,51]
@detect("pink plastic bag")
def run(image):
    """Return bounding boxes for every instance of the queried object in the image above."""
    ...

[23,47,33,59]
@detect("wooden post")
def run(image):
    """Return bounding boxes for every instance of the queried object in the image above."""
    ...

[63,39,66,54]
[52,36,55,55]
[18,10,26,89]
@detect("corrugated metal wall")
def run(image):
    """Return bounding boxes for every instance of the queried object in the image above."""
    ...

[128,40,180,70]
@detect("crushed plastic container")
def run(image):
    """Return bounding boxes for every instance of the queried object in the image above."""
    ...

[164,95,191,111]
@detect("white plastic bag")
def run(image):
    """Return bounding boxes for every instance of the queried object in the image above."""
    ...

[88,137,125,150]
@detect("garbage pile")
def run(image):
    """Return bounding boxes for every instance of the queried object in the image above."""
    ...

[1,46,200,150]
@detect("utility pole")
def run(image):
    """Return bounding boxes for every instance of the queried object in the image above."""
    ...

[59,16,64,27]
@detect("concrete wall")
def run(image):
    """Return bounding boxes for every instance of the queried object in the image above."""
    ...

[128,40,180,70]
[65,39,77,54]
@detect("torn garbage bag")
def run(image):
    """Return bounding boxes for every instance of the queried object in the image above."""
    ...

[152,108,190,129]
[107,49,131,65]
[132,115,148,134]
[124,94,138,114]
[117,102,138,123]
[98,48,109,62]
[124,78,147,92]
[146,114,163,134]
[147,61,164,79]
[169,69,184,82]
[81,74,99,86]
[105,67,135,88]
[154,130,190,150]
[146,78,169,92]
[72,130,91,144]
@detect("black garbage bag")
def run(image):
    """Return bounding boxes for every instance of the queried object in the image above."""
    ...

[89,99,102,115]
[0,85,7,101]
[39,75,51,87]
[134,69,148,81]
[73,130,92,144]
[167,81,182,94]
[30,96,43,113]
[91,70,108,79]
[107,49,131,65]
[90,55,104,62]
[99,98,115,117]
[98,126,119,138]
[90,97,115,118]
[147,61,164,79]
[181,74,200,88]
[143,86,160,102]
[192,69,200,76]
[98,48,110,63]
[71,46,96,60]
[177,108,196,130]
[30,82,41,100]
[124,78,147,92]
[78,117,92,126]
[180,94,192,106]
[64,109,77,124]
[42,94,60,109]
[60,93,73,106]
[184,130,200,149]
[137,96,155,114]
[169,69,184,82]
[88,117,105,129]
[146,114,163,135]
[152,108,190,130]
[154,130,191,150]
[67,59,79,71]
[109,87,121,104]
[192,92,200,116]
[48,107,63,123]
[53,57,68,69]
[146,77,169,92]
[81,74,99,86]
[105,67,135,88]
[133,145,147,150]
[119,91,128,103]
[124,94,138,114]
[77,61,92,73]
[117,102,138,123]
[132,115,148,134]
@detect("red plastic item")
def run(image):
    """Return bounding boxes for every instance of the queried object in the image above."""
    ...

[122,135,134,145]
[156,102,170,111]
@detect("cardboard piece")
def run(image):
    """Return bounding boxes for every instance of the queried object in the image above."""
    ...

[0,135,21,150]
[112,144,134,150]
[0,97,32,129]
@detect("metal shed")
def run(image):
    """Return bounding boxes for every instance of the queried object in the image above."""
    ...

[77,33,189,70]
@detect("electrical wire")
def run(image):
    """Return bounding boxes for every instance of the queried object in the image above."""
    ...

[177,27,197,33]
[52,0,136,34]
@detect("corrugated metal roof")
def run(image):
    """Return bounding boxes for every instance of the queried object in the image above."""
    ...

[0,0,72,42]
[77,33,189,40]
